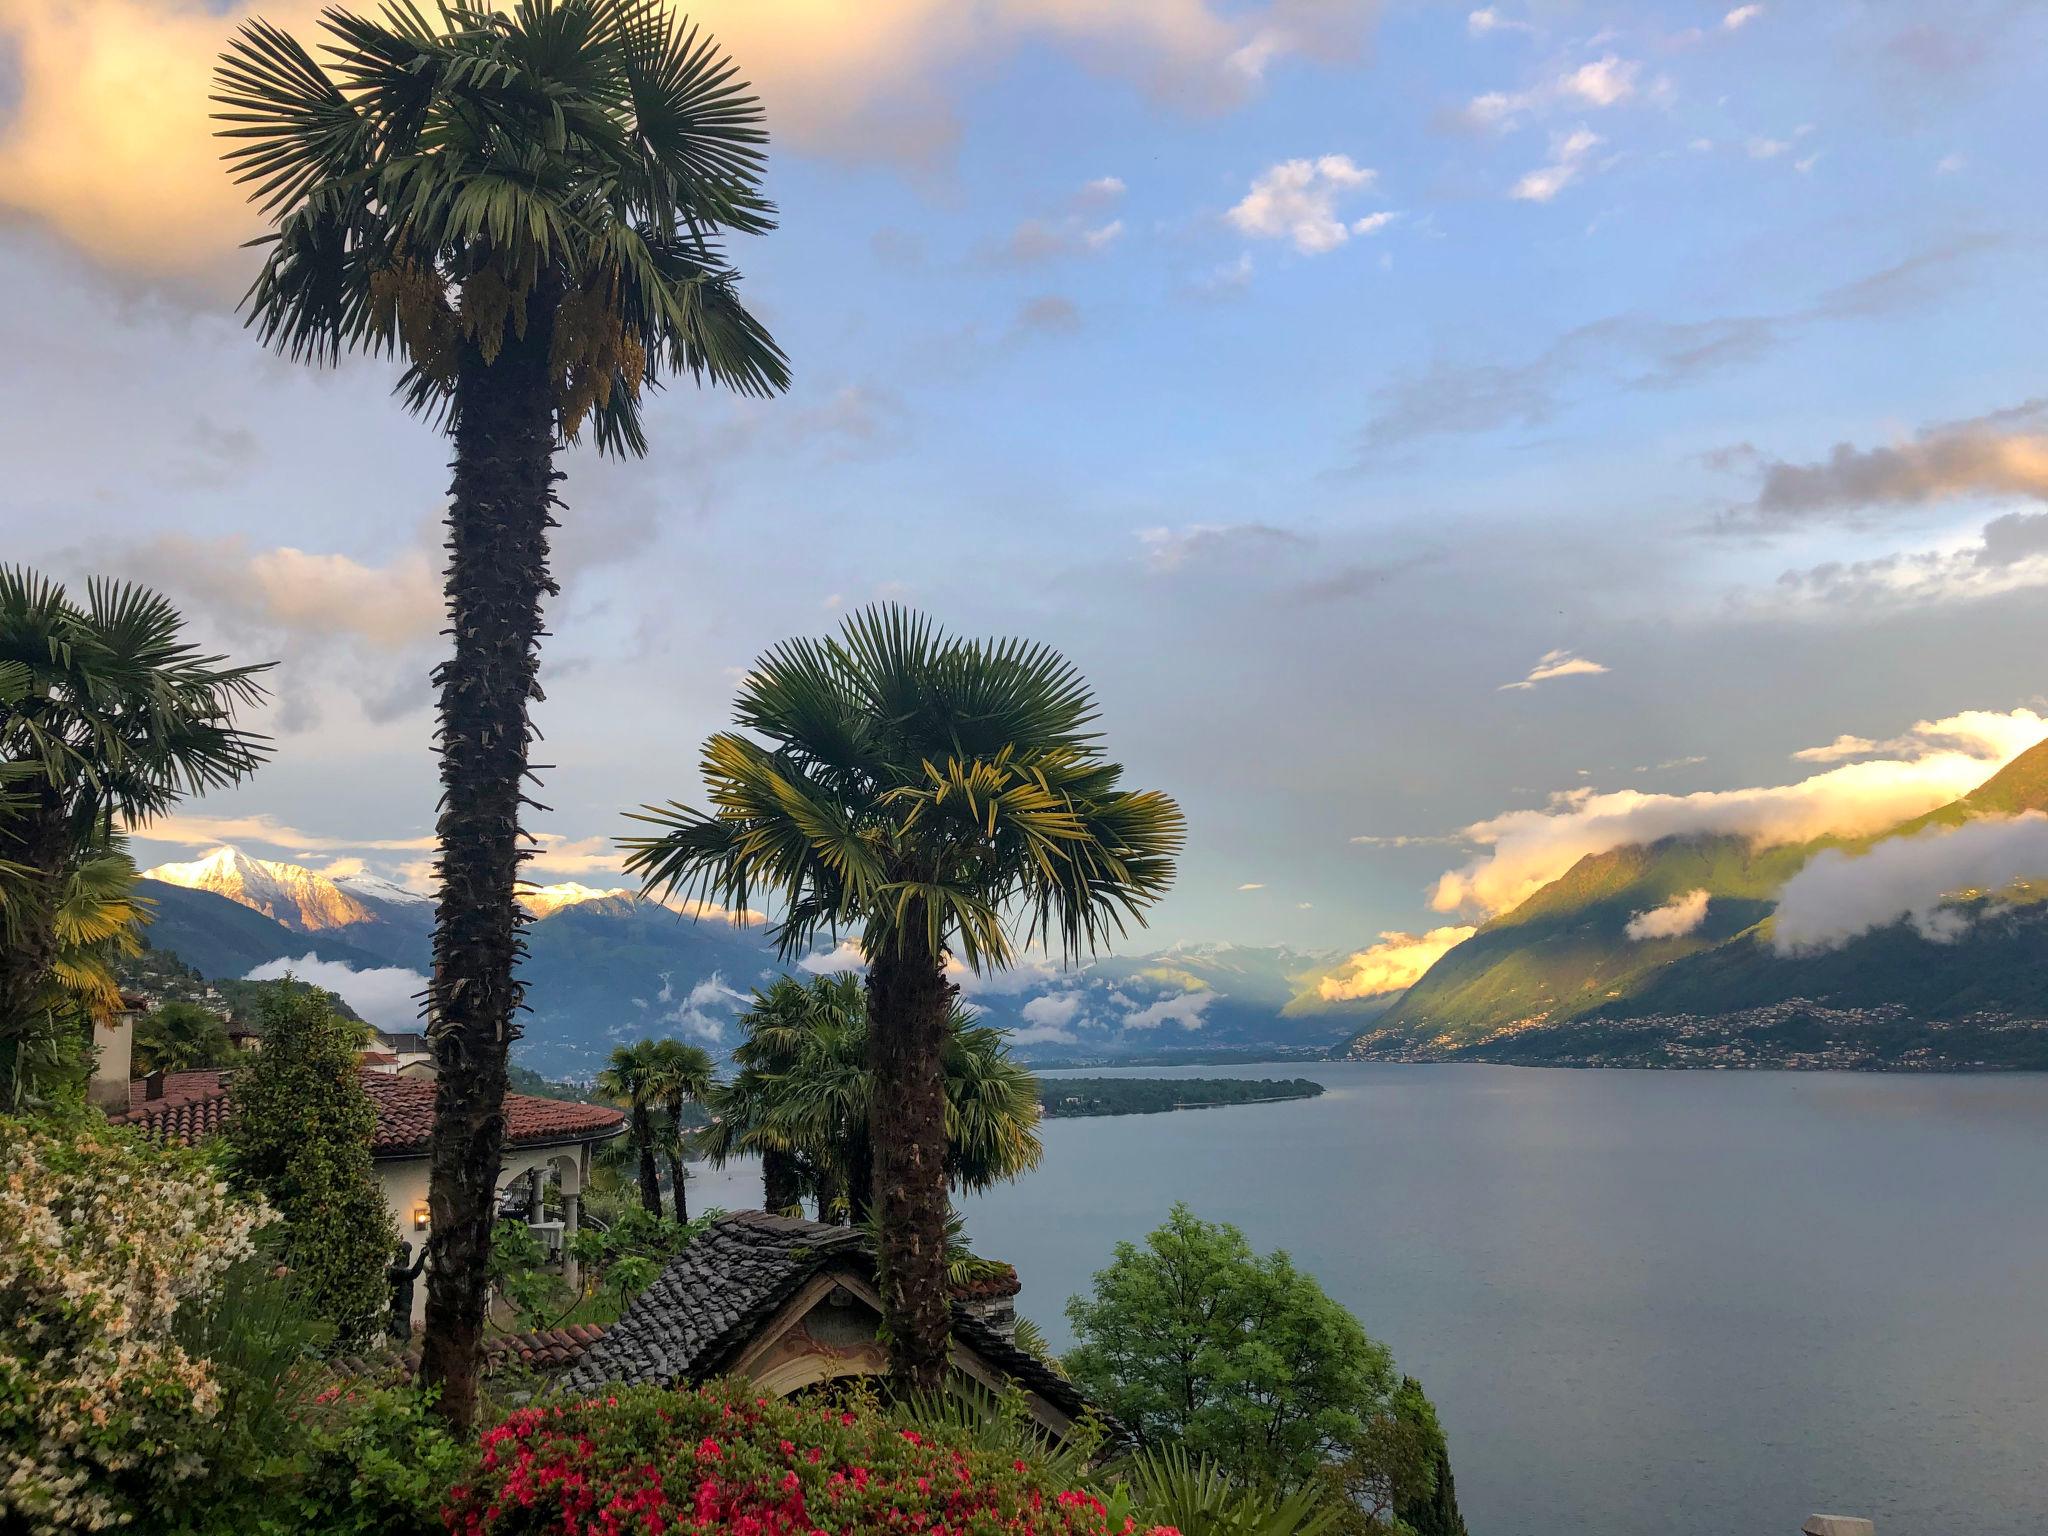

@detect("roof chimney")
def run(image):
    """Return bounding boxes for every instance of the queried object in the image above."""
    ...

[143,1069,165,1102]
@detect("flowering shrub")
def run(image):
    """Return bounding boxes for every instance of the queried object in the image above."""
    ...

[446,1382,1159,1536]
[0,1116,272,1533]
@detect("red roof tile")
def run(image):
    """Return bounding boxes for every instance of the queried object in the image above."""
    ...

[110,1068,624,1156]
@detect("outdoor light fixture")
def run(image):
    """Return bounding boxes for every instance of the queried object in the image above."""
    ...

[412,1201,430,1232]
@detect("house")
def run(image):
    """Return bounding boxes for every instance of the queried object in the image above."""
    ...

[108,1062,625,1325]
[368,1027,436,1076]
[560,1210,1112,1446]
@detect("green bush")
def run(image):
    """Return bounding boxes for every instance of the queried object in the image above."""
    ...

[226,981,393,1346]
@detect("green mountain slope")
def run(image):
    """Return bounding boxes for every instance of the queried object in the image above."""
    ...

[1347,736,2048,1066]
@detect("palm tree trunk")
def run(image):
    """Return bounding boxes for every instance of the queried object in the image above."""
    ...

[813,1160,846,1225]
[667,1150,689,1223]
[762,1147,800,1215]
[417,312,561,1433]
[866,925,955,1393]
[634,1107,663,1216]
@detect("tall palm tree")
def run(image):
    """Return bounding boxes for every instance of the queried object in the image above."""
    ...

[0,570,268,1104]
[215,0,788,1425]
[623,606,1184,1390]
[596,1040,664,1217]
[643,1037,715,1222]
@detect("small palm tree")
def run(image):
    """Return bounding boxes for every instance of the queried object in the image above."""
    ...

[624,607,1183,1390]
[643,1037,715,1222]
[215,0,788,1425]
[595,1040,665,1217]
[701,974,818,1215]
[0,569,268,1103]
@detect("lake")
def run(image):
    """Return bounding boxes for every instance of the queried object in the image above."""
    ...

[690,1062,2048,1536]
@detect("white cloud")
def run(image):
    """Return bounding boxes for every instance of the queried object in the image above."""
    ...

[1078,175,1127,205]
[1500,648,1610,690]
[1237,882,1266,891]
[1722,5,1764,30]
[1936,153,1967,174]
[1137,521,1306,571]
[1772,814,2048,953]
[1020,990,1087,1031]
[1428,708,2048,917]
[802,938,869,974]
[1317,926,1477,1000]
[1461,56,1639,132]
[1121,990,1213,1030]
[1793,734,1882,764]
[1511,127,1603,202]
[1009,1021,1080,1046]
[1748,137,1790,159]
[1227,155,1382,254]
[664,972,747,1043]
[1624,888,1711,941]
[244,955,428,1032]
[1467,8,1534,38]
[1791,711,2046,766]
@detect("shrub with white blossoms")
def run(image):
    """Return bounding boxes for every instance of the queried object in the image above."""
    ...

[0,1117,272,1533]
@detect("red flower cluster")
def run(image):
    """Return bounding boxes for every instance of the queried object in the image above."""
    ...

[444,1383,1155,1536]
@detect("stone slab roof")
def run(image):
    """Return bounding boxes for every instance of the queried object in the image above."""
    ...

[561,1211,1101,1430]
[109,1068,624,1157]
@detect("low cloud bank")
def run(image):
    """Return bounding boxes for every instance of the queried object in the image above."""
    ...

[244,955,428,1032]
[1625,888,1710,941]
[1429,709,2046,918]
[1771,813,2048,953]
[1317,927,1476,1001]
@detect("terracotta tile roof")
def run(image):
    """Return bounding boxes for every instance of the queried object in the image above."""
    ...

[360,1051,399,1065]
[109,1068,624,1157]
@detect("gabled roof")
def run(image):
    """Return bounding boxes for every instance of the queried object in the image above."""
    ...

[561,1211,1101,1430]
[108,1068,624,1156]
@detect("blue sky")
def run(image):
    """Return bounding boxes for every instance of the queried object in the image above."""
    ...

[4,0,2047,979]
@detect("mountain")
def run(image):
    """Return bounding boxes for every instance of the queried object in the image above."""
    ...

[130,844,1371,1077]
[1346,738,2048,1068]
[139,879,398,978]
[144,845,434,969]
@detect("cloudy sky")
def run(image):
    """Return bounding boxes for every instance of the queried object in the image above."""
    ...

[5,0,2047,965]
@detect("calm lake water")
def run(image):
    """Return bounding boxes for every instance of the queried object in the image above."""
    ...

[690,1062,2048,1536]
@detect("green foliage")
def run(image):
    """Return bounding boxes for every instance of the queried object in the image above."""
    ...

[1313,1377,1465,1536]
[1113,1444,1342,1536]
[136,1000,236,1073]
[1041,1077,1324,1118]
[711,970,1043,1217]
[225,981,392,1346]
[1065,1204,1399,1492]
[0,568,268,1104]
[215,0,788,457]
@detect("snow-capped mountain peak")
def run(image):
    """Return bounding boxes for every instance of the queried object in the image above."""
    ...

[335,873,432,908]
[519,882,633,919]
[143,844,380,932]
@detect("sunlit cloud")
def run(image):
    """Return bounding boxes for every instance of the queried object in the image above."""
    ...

[1624,888,1710,941]
[1428,708,2048,917]
[1316,926,1476,1000]
[1500,648,1610,690]
[1511,126,1603,202]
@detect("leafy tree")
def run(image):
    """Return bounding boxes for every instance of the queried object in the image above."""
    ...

[226,982,393,1347]
[643,1038,715,1223]
[700,974,816,1215]
[0,568,267,1104]
[1065,1204,1400,1493]
[135,1000,236,1074]
[624,606,1183,1391]
[215,0,787,1426]
[1314,1377,1467,1536]
[596,1039,665,1217]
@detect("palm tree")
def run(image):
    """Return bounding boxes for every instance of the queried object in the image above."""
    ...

[595,1040,664,1217]
[134,1000,236,1075]
[214,0,788,1425]
[700,974,815,1215]
[623,607,1183,1390]
[0,569,268,1104]
[643,1037,715,1223]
